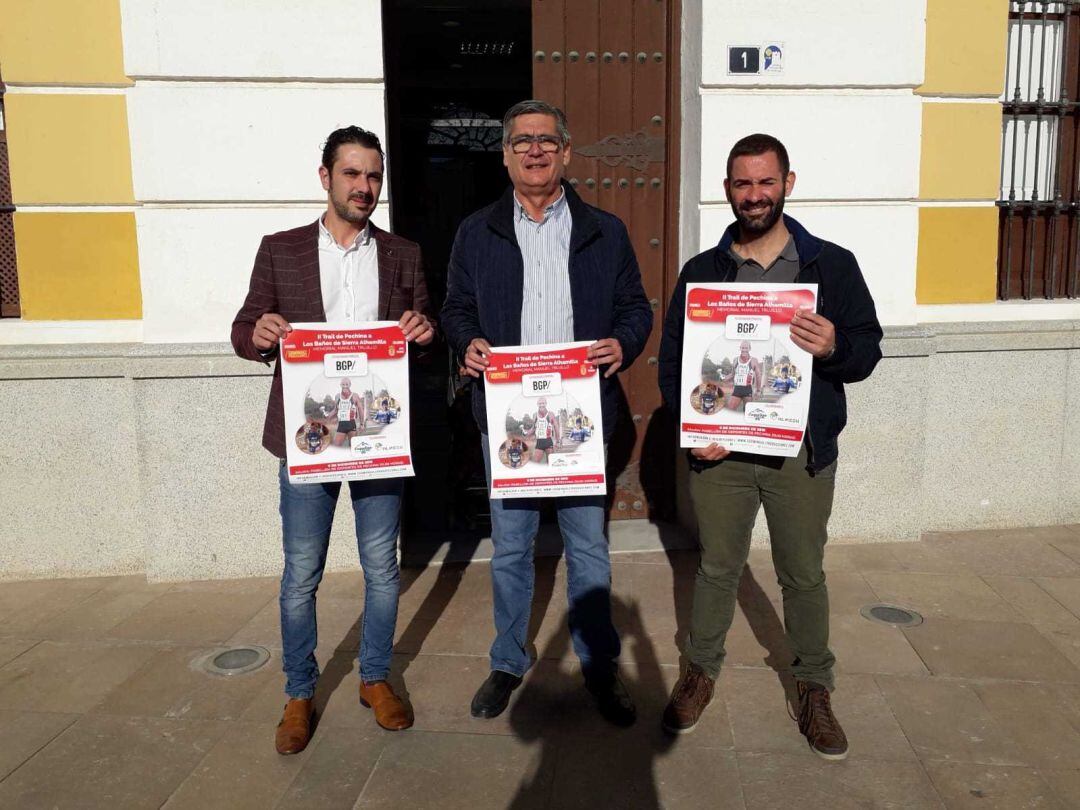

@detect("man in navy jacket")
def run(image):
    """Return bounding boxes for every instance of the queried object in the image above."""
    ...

[441,100,652,726]
[657,134,882,760]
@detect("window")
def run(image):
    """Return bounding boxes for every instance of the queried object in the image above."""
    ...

[998,1,1080,300]
[0,65,18,317]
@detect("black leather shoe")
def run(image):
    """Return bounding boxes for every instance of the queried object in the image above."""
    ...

[586,672,637,727]
[470,670,523,719]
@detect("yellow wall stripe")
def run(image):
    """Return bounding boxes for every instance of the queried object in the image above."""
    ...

[920,0,1009,97]
[6,94,135,205]
[0,0,129,86]
[920,103,1001,201]
[13,212,142,320]
[916,207,998,304]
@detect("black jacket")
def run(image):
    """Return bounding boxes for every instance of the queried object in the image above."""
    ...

[441,182,653,441]
[658,215,882,471]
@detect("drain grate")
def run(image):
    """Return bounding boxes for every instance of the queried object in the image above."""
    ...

[860,603,924,628]
[195,645,270,677]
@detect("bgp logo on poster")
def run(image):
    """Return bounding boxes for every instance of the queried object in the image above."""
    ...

[725,315,771,341]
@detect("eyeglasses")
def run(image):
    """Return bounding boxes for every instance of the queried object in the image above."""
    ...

[508,135,564,154]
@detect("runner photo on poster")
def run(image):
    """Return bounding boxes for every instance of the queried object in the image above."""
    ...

[280,322,414,483]
[680,283,817,457]
[484,341,606,499]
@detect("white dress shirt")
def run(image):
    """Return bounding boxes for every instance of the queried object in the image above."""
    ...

[317,216,380,323]
[516,190,574,345]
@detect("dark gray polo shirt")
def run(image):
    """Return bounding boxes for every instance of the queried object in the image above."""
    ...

[729,235,799,283]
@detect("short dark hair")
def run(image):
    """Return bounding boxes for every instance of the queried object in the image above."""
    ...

[726,133,790,179]
[502,100,571,146]
[321,126,385,173]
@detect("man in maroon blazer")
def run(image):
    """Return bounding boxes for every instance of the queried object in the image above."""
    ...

[232,126,434,754]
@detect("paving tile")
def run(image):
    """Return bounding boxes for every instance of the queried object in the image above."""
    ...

[228,595,366,652]
[875,676,1026,766]
[983,577,1080,631]
[723,669,914,761]
[0,714,227,810]
[0,638,37,667]
[973,682,1080,769]
[923,761,1061,809]
[0,710,78,780]
[164,721,312,809]
[902,620,1080,682]
[826,542,909,573]
[862,572,1023,622]
[1040,769,1080,808]
[276,725,386,808]
[107,584,276,645]
[830,613,929,676]
[1048,531,1080,566]
[0,577,116,635]
[549,743,743,810]
[0,640,158,713]
[915,529,1080,577]
[93,645,278,720]
[27,586,170,641]
[1038,624,1080,671]
[1034,578,1080,621]
[736,752,944,809]
[354,730,551,810]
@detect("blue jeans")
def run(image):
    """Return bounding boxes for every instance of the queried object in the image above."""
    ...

[277,463,402,698]
[481,435,620,681]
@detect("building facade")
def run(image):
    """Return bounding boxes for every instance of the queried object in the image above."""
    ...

[0,0,1076,580]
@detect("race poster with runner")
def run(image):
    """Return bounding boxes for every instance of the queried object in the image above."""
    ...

[280,322,414,483]
[680,283,818,457]
[484,341,606,499]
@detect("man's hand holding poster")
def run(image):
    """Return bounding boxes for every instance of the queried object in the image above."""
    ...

[281,322,414,483]
[484,341,606,498]
[680,283,818,457]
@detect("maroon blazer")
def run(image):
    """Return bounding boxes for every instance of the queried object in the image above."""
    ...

[231,220,432,458]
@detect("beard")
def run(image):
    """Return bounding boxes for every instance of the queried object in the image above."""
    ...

[732,191,786,235]
[331,191,374,225]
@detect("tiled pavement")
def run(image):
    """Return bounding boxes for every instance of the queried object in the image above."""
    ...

[2,525,1080,808]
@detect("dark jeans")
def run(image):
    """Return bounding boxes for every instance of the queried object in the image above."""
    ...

[686,444,837,690]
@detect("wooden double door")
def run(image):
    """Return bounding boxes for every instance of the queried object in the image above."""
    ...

[533,0,680,520]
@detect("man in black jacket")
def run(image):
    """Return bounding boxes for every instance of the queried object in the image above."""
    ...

[657,134,882,760]
[442,100,653,726]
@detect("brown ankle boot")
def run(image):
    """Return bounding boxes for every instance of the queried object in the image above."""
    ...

[796,681,848,760]
[662,663,715,734]
[359,680,412,730]
[275,698,314,755]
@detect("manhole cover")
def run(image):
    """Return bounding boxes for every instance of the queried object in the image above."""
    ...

[860,603,923,628]
[194,645,270,677]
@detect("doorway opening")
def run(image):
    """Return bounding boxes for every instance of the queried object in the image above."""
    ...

[382,0,532,541]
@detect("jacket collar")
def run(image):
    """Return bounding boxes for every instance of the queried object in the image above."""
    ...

[486,180,602,253]
[716,214,824,271]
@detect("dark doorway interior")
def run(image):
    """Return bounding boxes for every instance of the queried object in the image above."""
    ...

[382,0,532,539]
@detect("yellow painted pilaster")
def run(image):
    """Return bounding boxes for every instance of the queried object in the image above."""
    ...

[13,212,142,320]
[920,0,1009,96]
[920,103,1001,200]
[916,207,999,304]
[0,0,130,86]
[6,94,135,205]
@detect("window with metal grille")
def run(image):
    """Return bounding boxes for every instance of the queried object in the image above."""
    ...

[998,1,1080,300]
[0,64,18,317]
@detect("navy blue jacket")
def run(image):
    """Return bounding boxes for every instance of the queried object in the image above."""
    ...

[441,182,653,440]
[658,215,882,471]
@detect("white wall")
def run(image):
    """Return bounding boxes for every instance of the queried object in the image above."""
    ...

[701,0,925,88]
[120,0,384,80]
[690,1,928,327]
[120,2,388,344]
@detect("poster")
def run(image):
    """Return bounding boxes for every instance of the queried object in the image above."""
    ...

[484,341,606,499]
[280,322,414,483]
[679,283,817,457]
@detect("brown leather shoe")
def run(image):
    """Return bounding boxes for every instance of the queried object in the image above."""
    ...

[662,662,715,734]
[796,681,849,760]
[275,698,314,755]
[359,680,412,730]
